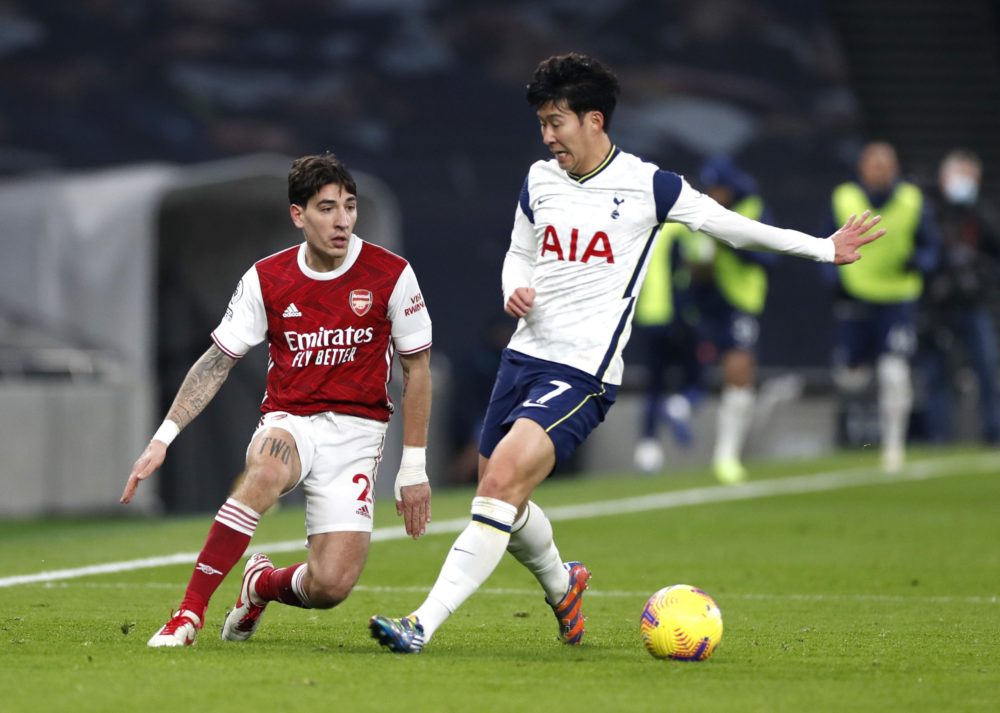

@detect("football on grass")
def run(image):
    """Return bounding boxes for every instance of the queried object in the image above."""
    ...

[639,584,723,661]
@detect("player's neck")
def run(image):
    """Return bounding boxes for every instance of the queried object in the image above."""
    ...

[568,136,614,179]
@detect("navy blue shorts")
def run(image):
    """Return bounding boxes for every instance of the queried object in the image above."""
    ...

[687,285,759,354]
[698,309,759,353]
[834,300,917,367]
[479,349,618,465]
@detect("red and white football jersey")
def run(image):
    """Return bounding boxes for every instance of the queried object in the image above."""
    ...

[212,236,432,422]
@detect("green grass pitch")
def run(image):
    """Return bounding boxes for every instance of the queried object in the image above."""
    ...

[1,449,998,712]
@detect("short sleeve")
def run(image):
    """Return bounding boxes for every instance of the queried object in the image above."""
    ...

[387,263,433,354]
[211,267,267,358]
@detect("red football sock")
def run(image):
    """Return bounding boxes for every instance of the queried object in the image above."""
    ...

[179,498,260,620]
[255,563,310,608]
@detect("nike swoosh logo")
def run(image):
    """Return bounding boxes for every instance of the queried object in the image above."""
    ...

[452,547,475,555]
[521,401,548,408]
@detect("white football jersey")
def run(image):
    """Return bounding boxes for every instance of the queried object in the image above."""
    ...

[503,147,833,385]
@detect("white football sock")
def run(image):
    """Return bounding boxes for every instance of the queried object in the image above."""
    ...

[412,496,517,641]
[877,354,912,463]
[290,564,313,608]
[713,386,755,465]
[507,501,569,604]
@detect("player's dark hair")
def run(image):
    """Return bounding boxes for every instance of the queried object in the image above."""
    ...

[288,153,357,206]
[526,53,620,130]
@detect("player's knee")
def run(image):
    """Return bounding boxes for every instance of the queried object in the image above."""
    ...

[240,463,287,500]
[476,468,520,504]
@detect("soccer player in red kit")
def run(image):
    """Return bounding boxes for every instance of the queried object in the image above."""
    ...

[120,153,433,647]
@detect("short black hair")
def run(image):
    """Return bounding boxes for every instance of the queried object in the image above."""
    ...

[526,53,620,130]
[288,153,357,206]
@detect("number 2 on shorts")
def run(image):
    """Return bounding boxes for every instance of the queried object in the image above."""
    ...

[353,473,372,504]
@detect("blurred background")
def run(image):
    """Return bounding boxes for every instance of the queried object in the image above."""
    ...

[1,0,998,515]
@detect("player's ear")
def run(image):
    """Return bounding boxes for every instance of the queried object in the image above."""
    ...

[289,203,305,228]
[588,110,605,133]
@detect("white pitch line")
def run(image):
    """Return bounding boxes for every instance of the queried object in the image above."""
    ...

[2,453,997,589]
[39,581,999,605]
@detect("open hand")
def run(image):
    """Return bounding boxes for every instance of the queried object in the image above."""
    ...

[120,440,167,504]
[397,482,432,538]
[829,210,886,265]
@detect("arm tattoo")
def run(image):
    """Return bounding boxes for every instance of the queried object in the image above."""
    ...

[165,345,237,430]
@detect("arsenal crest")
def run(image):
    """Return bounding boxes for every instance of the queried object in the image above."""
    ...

[349,289,373,316]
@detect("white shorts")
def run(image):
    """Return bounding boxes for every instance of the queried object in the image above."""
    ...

[249,411,387,535]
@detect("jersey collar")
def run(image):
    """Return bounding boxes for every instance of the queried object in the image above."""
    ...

[296,234,362,281]
[567,145,620,184]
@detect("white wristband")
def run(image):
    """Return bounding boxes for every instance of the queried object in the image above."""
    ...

[394,446,428,500]
[151,419,180,447]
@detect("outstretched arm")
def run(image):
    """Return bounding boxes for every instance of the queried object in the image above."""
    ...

[669,180,885,264]
[699,205,884,264]
[120,344,238,504]
[395,348,433,538]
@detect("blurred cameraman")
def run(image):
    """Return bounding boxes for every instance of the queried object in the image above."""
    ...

[917,149,1000,445]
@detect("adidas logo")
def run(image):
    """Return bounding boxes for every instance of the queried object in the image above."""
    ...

[283,303,302,318]
[355,504,372,519]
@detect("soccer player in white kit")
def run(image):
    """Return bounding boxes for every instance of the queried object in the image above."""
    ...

[120,154,433,647]
[370,53,884,653]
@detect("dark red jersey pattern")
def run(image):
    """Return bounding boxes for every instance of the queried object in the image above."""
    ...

[214,241,431,422]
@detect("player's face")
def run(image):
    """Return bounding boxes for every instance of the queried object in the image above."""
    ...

[290,182,358,271]
[537,100,606,175]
